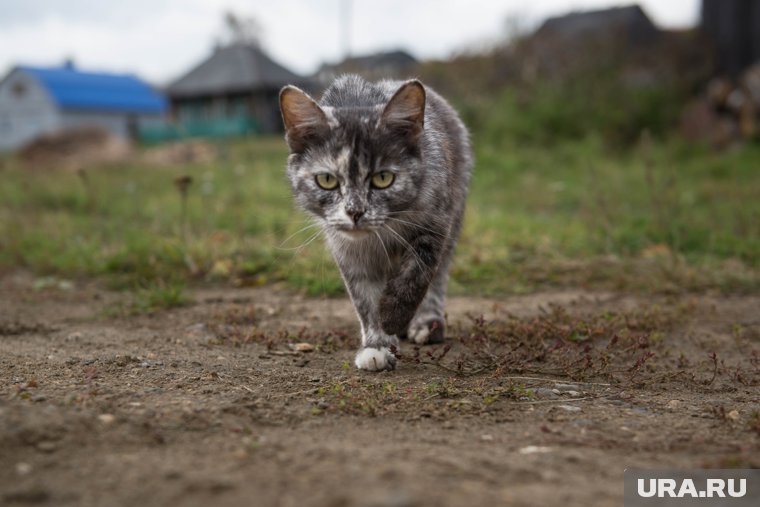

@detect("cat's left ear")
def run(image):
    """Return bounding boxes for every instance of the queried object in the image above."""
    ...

[381,80,425,142]
[280,86,329,153]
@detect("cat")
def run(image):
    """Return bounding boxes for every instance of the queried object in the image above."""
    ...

[279,74,472,371]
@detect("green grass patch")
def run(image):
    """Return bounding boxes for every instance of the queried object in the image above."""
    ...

[1,133,759,296]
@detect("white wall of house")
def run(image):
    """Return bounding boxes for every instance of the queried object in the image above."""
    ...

[59,111,165,141]
[59,111,132,138]
[0,68,61,151]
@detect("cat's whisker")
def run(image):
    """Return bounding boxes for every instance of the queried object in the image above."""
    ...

[295,232,325,256]
[298,230,324,251]
[385,217,446,238]
[373,230,392,267]
[276,229,324,252]
[268,216,321,238]
[383,227,422,271]
[387,210,447,230]
[382,225,431,282]
[387,210,433,218]
[277,221,322,248]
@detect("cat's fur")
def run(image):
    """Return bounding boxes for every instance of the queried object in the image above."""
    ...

[279,75,472,371]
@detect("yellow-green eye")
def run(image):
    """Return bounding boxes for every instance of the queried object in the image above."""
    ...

[371,171,395,189]
[315,173,338,190]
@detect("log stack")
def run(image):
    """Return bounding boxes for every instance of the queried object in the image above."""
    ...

[681,63,760,148]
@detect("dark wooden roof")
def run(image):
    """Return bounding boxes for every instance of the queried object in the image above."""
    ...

[167,44,307,98]
[537,4,659,43]
[317,50,417,76]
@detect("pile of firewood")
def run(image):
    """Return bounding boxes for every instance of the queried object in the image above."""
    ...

[681,63,760,148]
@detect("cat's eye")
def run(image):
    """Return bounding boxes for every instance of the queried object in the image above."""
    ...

[315,173,339,190]
[371,171,395,189]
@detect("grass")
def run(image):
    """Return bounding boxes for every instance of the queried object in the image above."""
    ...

[1,131,759,298]
[131,280,188,314]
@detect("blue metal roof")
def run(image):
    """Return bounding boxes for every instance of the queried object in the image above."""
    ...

[19,65,167,114]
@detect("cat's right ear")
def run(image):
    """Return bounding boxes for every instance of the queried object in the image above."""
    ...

[279,86,329,153]
[381,80,425,144]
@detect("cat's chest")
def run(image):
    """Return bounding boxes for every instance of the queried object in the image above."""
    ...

[329,234,405,277]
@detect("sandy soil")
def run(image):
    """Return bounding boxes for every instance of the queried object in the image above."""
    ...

[1,271,759,507]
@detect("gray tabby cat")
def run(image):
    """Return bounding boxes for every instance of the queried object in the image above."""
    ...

[279,75,472,371]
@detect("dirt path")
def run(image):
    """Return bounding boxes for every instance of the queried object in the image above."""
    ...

[1,272,759,507]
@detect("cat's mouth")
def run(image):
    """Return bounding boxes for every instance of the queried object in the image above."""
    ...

[334,224,374,238]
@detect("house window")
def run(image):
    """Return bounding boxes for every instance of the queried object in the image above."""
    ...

[226,96,249,118]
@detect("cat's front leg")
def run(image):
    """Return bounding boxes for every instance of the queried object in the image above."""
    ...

[379,234,443,338]
[339,268,399,371]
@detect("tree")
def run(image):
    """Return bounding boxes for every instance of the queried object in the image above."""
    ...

[223,11,263,47]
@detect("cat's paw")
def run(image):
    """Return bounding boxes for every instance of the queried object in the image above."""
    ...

[408,319,445,345]
[354,347,397,371]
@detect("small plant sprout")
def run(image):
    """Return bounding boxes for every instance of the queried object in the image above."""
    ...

[173,175,193,240]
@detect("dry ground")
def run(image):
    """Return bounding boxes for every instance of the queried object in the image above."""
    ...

[1,271,759,507]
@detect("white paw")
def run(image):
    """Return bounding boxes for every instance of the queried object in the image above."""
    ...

[409,325,431,345]
[354,347,397,371]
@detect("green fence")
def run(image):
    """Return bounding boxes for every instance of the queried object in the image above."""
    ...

[139,116,260,144]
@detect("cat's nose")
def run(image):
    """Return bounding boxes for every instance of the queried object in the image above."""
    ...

[345,204,365,224]
[348,209,365,224]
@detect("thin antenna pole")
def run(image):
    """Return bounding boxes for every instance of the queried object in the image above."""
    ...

[340,0,352,59]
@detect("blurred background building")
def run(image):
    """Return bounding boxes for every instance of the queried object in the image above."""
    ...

[1,1,759,152]
[314,50,417,86]
[701,0,760,78]
[0,62,166,151]
[157,43,311,140]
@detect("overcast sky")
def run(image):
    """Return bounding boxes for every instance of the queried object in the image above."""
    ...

[0,0,700,85]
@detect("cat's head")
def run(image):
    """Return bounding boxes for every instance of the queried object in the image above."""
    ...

[279,79,426,239]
